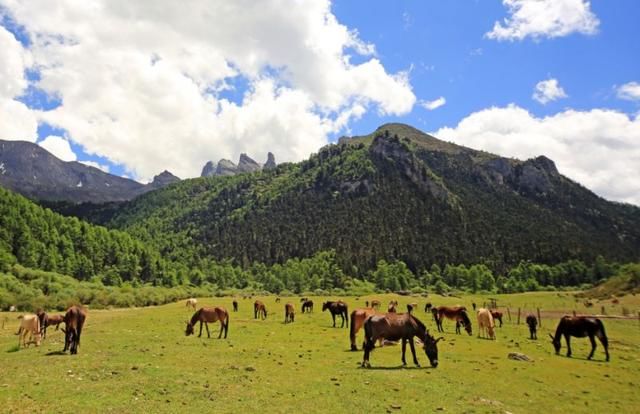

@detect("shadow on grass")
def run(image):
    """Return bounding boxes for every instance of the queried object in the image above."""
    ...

[360,365,435,370]
[6,345,20,353]
[44,350,67,356]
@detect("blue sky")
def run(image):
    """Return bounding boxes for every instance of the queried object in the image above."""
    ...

[1,0,639,204]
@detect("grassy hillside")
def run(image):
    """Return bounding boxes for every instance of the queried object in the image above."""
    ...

[581,263,640,299]
[1,292,639,413]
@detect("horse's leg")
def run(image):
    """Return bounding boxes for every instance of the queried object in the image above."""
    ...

[455,320,461,334]
[401,338,407,366]
[205,322,211,338]
[564,334,572,357]
[587,334,596,360]
[409,338,419,366]
[198,321,203,337]
[598,332,610,361]
[218,320,223,338]
[332,313,336,327]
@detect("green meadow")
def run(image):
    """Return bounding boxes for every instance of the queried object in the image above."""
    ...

[1,292,639,413]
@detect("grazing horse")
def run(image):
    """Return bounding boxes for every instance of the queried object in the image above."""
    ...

[15,314,41,348]
[186,298,197,310]
[526,314,538,339]
[349,308,380,351]
[549,316,609,361]
[387,301,397,313]
[490,310,503,327]
[300,297,308,303]
[435,306,472,335]
[284,303,295,324]
[232,300,238,312]
[275,297,281,303]
[322,301,349,328]
[476,308,496,340]
[424,303,432,312]
[472,302,476,311]
[63,306,86,355]
[301,300,314,313]
[36,310,64,340]
[407,303,418,314]
[185,307,229,339]
[370,300,381,310]
[361,313,443,368]
[254,301,267,320]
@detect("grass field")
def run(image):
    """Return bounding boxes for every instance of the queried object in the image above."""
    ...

[1,292,639,413]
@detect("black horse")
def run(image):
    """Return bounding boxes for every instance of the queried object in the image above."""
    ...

[322,301,349,328]
[302,300,314,313]
[362,313,443,368]
[526,314,537,339]
[232,300,238,312]
[549,316,609,361]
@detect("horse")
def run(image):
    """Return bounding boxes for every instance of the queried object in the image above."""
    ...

[407,303,418,314]
[185,307,229,339]
[232,300,238,312]
[387,301,397,313]
[349,308,380,351]
[62,306,86,355]
[424,303,432,312]
[275,297,281,303]
[361,313,443,368]
[301,300,314,313]
[370,300,381,310]
[322,301,349,328]
[490,310,503,327]
[284,303,295,323]
[472,302,477,311]
[15,314,41,348]
[583,300,594,308]
[434,306,472,335]
[549,316,609,361]
[36,310,64,340]
[526,314,537,339]
[186,298,197,311]
[476,308,496,340]
[254,301,267,320]
[300,297,308,303]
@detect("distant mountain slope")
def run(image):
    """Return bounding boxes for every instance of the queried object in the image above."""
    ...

[102,123,640,275]
[0,139,179,203]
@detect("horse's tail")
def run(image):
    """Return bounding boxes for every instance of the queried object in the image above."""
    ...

[225,309,230,335]
[345,308,349,328]
[595,318,608,346]
[349,310,358,349]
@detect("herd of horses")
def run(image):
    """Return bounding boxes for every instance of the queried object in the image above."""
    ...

[13,306,86,354]
[182,297,611,367]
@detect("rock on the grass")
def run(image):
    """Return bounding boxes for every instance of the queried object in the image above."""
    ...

[508,352,532,361]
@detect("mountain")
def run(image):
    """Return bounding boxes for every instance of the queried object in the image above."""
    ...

[0,139,179,203]
[200,153,276,177]
[101,123,640,276]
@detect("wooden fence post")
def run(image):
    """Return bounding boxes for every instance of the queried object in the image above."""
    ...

[507,308,511,322]
[537,308,542,328]
[601,306,606,316]
[517,308,521,325]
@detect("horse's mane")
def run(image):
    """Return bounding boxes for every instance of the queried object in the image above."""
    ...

[460,310,471,325]
[409,314,427,333]
[189,309,201,325]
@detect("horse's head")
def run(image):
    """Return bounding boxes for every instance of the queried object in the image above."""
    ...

[423,331,443,368]
[322,302,329,311]
[549,333,560,354]
[185,321,194,336]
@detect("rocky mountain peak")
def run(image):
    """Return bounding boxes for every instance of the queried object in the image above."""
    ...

[237,153,261,173]
[264,152,276,170]
[216,159,238,176]
[201,161,216,177]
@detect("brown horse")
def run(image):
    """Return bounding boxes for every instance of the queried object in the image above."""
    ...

[424,303,432,312]
[232,300,238,312]
[490,310,503,327]
[254,301,267,320]
[387,301,398,313]
[36,310,64,339]
[322,301,349,328]
[284,303,295,323]
[435,306,472,335]
[526,314,537,339]
[349,308,380,351]
[407,303,418,314]
[63,306,86,355]
[362,313,443,368]
[275,297,281,303]
[185,307,229,339]
[549,316,609,361]
[302,300,314,313]
[370,300,381,310]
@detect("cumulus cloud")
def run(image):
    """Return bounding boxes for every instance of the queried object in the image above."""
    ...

[0,25,38,141]
[79,160,110,173]
[533,78,568,104]
[486,0,600,41]
[420,97,446,111]
[617,82,640,101]
[38,135,77,161]
[0,0,415,180]
[432,105,640,206]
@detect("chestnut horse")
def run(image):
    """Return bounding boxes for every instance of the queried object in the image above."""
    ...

[370,300,381,310]
[302,300,314,313]
[362,313,443,368]
[349,308,380,351]
[490,310,503,327]
[254,301,267,320]
[549,316,609,361]
[322,301,349,328]
[434,306,472,335]
[63,306,86,355]
[185,307,229,339]
[284,303,295,323]
[526,314,537,339]
[36,310,64,339]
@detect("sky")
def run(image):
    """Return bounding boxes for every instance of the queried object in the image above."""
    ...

[0,0,639,205]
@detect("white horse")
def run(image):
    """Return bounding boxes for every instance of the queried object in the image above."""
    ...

[186,298,197,311]
[476,308,496,340]
[15,314,41,348]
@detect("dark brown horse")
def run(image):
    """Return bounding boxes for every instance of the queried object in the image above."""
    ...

[322,301,349,328]
[254,301,267,320]
[349,308,379,351]
[387,301,398,313]
[232,300,238,312]
[424,303,432,313]
[62,306,86,355]
[526,314,537,339]
[362,313,443,368]
[490,310,503,327]
[284,303,295,323]
[275,297,281,303]
[549,316,609,361]
[435,306,472,335]
[185,307,229,339]
[302,300,314,313]
[36,310,64,339]
[407,303,418,314]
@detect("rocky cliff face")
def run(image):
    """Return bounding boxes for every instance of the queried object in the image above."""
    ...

[200,152,277,177]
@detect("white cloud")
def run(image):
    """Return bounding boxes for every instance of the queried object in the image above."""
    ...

[533,78,568,104]
[1,0,416,180]
[0,25,38,142]
[617,82,640,101]
[79,160,110,173]
[432,105,640,206]
[486,0,600,41]
[38,135,77,161]
[420,97,446,111]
